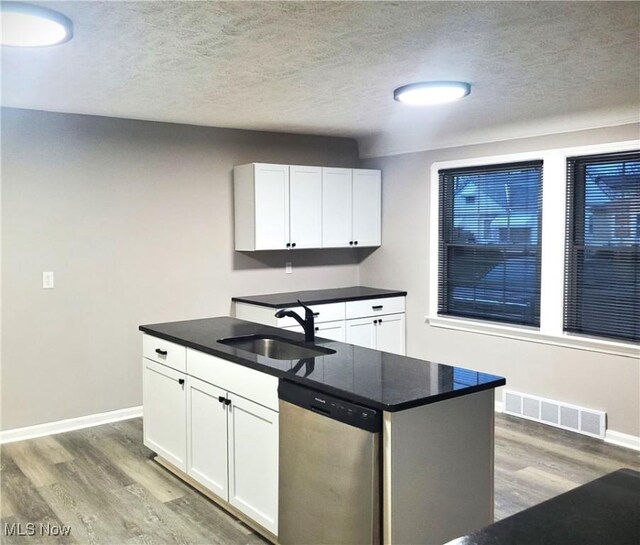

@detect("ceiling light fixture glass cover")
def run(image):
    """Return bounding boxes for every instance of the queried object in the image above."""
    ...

[1,2,73,47]
[393,81,471,105]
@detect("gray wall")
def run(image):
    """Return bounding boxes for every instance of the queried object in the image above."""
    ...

[361,123,640,437]
[3,108,638,438]
[1,108,362,430]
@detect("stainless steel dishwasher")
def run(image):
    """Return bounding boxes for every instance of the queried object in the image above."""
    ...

[278,380,382,545]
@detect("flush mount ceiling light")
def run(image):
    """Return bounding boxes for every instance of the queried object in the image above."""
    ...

[1,2,73,47]
[393,81,471,106]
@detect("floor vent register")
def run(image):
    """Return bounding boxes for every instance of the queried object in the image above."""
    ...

[503,389,606,439]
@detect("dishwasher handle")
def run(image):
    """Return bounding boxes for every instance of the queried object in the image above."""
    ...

[310,404,331,416]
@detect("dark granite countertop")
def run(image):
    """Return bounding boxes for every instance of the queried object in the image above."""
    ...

[232,286,407,308]
[139,316,504,412]
[445,468,640,545]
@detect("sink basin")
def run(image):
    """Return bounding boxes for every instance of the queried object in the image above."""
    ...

[218,334,336,360]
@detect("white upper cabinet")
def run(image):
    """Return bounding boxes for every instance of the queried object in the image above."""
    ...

[322,167,381,248]
[234,163,381,251]
[235,163,289,251]
[352,169,382,247]
[254,164,290,250]
[289,165,322,249]
[322,167,353,247]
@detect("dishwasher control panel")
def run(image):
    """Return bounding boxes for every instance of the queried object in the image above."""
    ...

[279,380,382,432]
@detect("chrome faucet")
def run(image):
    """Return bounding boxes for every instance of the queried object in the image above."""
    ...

[275,299,315,343]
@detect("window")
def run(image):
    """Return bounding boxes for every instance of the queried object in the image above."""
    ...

[438,161,543,326]
[565,151,640,343]
[430,141,638,357]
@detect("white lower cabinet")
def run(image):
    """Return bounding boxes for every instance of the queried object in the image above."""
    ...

[143,359,187,471]
[144,345,279,537]
[235,296,405,354]
[346,313,406,355]
[186,377,229,499]
[375,313,406,355]
[228,393,279,534]
[186,379,279,535]
[345,317,376,349]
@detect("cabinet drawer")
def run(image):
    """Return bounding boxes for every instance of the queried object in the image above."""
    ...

[187,349,278,411]
[346,297,405,319]
[275,302,345,327]
[143,334,186,372]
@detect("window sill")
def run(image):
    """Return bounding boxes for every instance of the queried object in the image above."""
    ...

[425,316,639,359]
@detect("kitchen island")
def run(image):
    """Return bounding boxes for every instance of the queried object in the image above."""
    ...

[140,316,505,544]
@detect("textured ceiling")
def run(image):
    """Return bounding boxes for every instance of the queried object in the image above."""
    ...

[2,1,639,157]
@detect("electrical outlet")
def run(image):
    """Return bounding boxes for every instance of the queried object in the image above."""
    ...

[43,271,54,289]
[285,262,292,274]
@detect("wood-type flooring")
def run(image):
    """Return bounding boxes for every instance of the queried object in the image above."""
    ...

[1,414,638,544]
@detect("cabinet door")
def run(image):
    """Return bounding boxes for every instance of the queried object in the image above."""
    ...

[227,394,279,535]
[289,165,322,249]
[143,359,187,471]
[322,167,353,247]
[315,320,346,342]
[345,317,377,349]
[352,169,381,247]
[376,313,406,355]
[186,377,228,500]
[254,163,290,250]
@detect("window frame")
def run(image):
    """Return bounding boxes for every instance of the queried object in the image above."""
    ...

[428,140,639,359]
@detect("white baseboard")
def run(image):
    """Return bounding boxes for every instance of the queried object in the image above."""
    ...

[0,406,143,444]
[4,402,638,453]
[605,429,640,452]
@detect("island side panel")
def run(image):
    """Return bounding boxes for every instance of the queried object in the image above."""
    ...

[383,389,495,545]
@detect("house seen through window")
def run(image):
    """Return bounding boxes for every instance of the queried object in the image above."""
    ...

[438,161,543,327]
[565,151,640,343]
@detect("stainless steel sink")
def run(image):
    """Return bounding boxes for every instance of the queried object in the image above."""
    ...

[218,335,336,360]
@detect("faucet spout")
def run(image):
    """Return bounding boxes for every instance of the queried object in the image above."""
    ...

[274,300,315,343]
